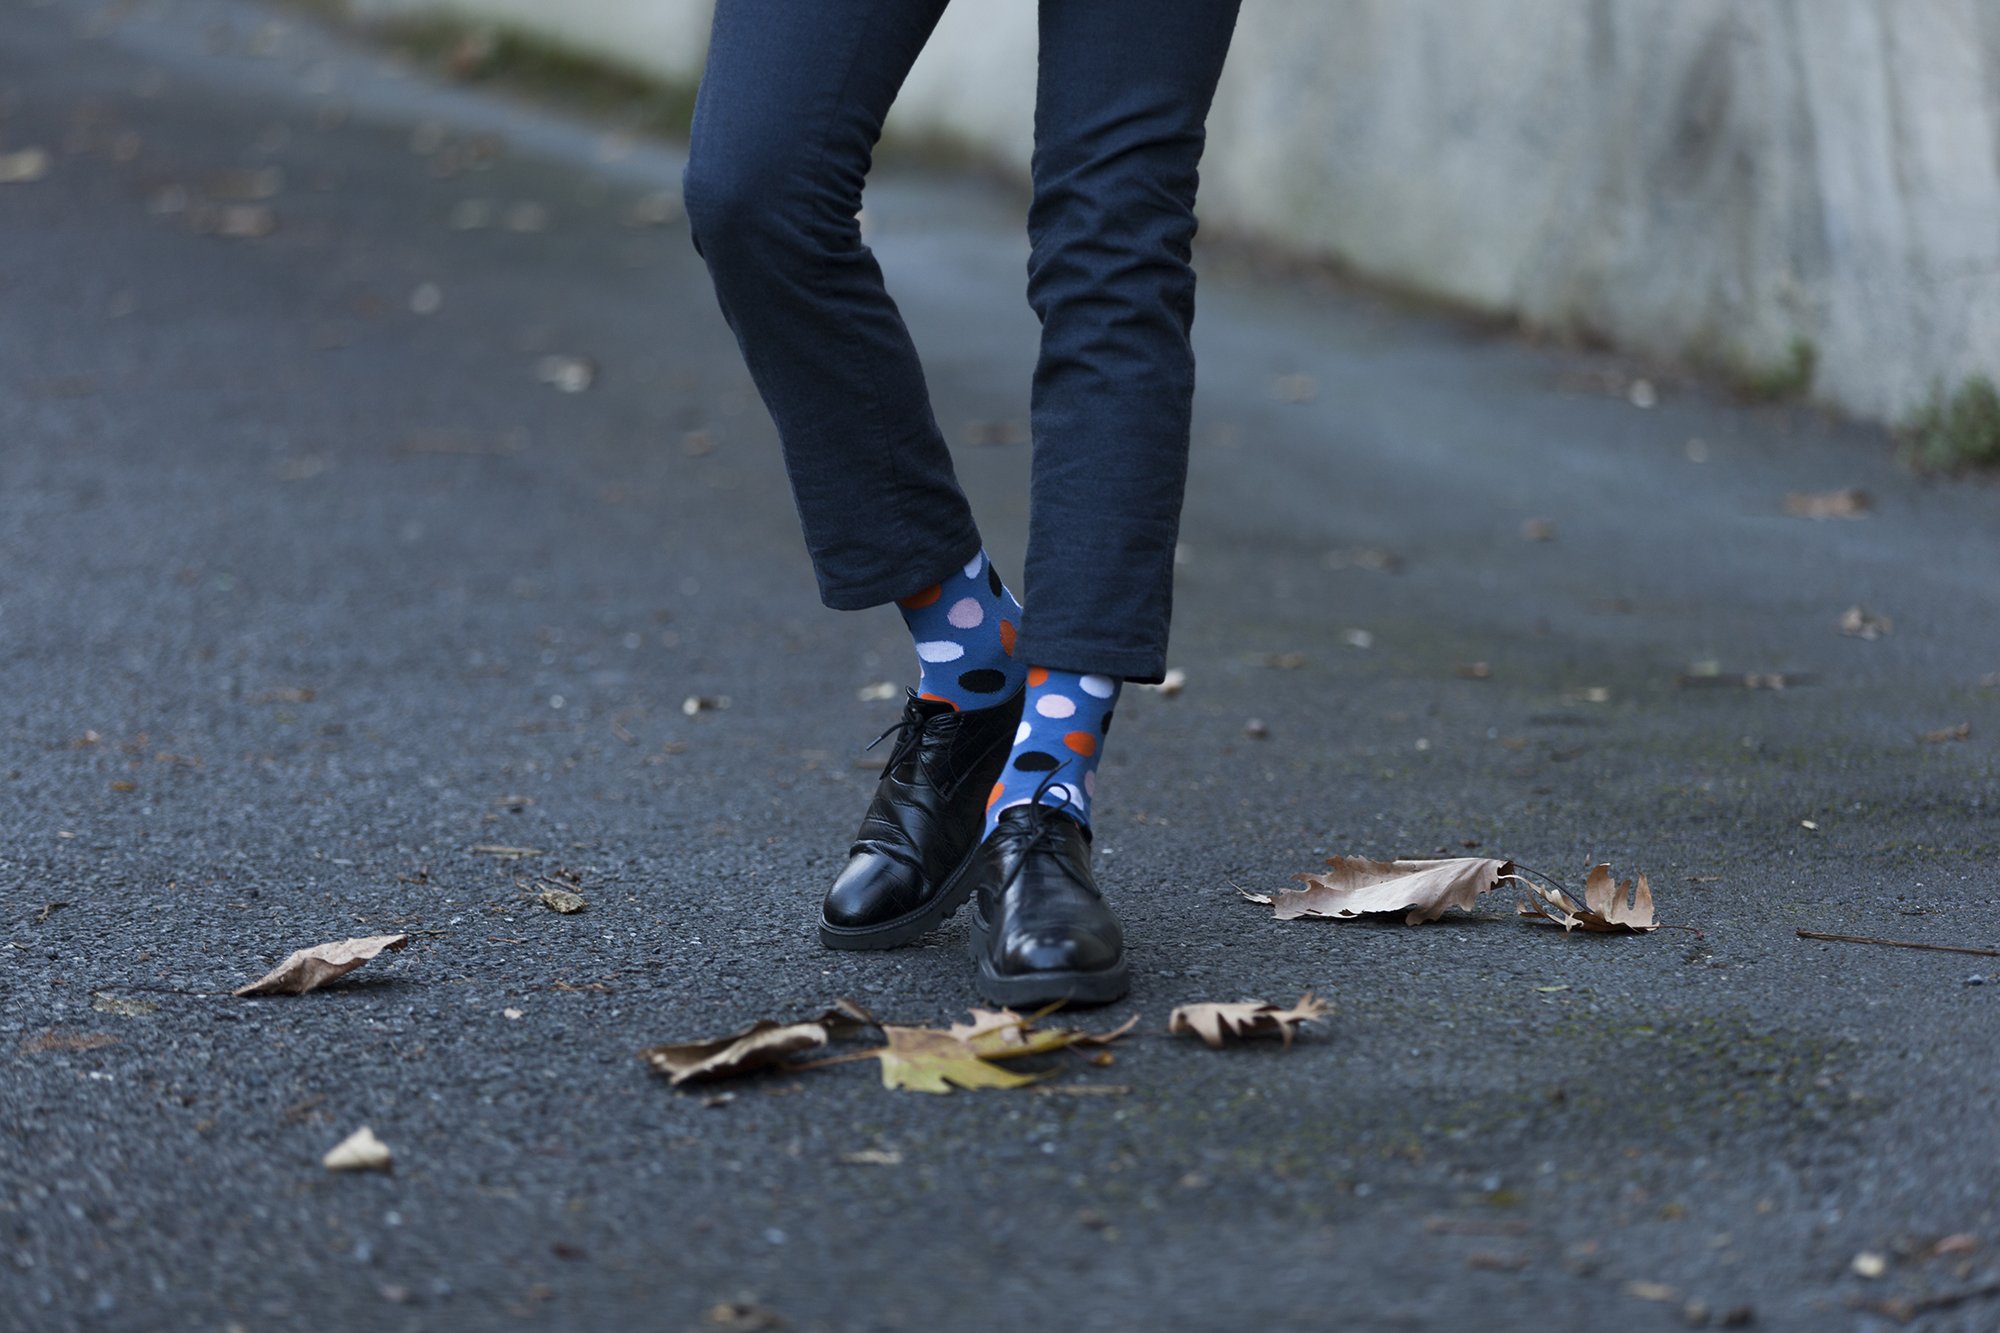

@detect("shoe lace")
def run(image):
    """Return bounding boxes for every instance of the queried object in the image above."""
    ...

[994,765,1091,898]
[864,702,936,777]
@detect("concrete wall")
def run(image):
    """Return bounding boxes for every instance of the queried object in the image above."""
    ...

[349,0,2000,424]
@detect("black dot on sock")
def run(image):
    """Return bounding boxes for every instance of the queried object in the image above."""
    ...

[987,565,1003,598]
[957,668,1008,695]
[1100,711,1114,735]
[1012,750,1060,772]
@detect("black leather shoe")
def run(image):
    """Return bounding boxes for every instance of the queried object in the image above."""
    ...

[967,802,1128,1006]
[819,688,1024,950]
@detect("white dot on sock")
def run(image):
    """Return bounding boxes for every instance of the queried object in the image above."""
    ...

[963,552,984,579]
[1035,694,1076,719]
[916,640,964,663]
[1079,674,1116,699]
[946,597,984,629]
[1014,721,1032,744]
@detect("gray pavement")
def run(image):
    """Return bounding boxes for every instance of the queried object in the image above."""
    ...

[4,2,2000,1329]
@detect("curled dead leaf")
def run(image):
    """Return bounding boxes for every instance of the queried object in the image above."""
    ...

[1919,722,1971,744]
[640,1009,864,1086]
[1517,865,1659,934]
[1169,994,1328,1050]
[235,934,409,996]
[323,1126,392,1172]
[1243,856,1515,924]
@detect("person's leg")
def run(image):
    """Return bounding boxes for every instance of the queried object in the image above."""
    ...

[1016,0,1242,685]
[683,1,1030,950]
[970,0,1241,1005]
[682,0,977,610]
[981,0,1242,835]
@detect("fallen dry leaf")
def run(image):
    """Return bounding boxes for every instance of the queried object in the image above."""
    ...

[947,1007,1032,1049]
[640,1009,864,1086]
[469,844,542,860]
[1521,518,1556,542]
[323,1126,392,1172]
[1168,994,1328,1050]
[1838,605,1892,640]
[538,888,586,914]
[1242,856,1516,924]
[234,933,409,996]
[0,147,52,183]
[1920,722,1971,744]
[1784,487,1871,519]
[871,1022,1080,1094]
[1144,668,1187,697]
[1517,865,1659,934]
[838,1150,902,1166]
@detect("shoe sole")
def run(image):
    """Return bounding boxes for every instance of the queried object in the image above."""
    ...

[966,910,1130,1007]
[816,844,982,951]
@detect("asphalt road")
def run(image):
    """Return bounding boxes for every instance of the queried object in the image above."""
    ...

[4,2,2000,1330]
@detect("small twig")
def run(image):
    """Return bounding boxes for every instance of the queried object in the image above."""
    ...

[1797,929,2000,959]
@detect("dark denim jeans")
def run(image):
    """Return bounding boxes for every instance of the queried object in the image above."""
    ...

[682,0,1240,682]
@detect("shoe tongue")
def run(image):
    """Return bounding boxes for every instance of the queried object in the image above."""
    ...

[997,801,1089,842]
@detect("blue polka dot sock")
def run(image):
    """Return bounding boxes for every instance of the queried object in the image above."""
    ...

[895,549,1026,712]
[985,667,1120,834]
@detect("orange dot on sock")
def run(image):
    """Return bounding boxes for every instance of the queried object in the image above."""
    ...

[897,583,942,610]
[1063,731,1097,757]
[1026,666,1049,687]
[985,782,1005,810]
[918,692,959,711]
[999,619,1017,656]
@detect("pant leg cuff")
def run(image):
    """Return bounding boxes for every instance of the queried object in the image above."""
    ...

[814,529,986,612]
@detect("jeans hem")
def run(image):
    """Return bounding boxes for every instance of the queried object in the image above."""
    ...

[816,528,986,612]
[1018,638,1168,686]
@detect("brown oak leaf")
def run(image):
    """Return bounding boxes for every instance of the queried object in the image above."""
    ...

[1169,994,1328,1050]
[640,1009,864,1086]
[234,934,409,996]
[1241,856,1516,924]
[1517,864,1658,933]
